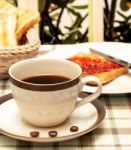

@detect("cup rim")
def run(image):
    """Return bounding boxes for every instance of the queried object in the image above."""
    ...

[9,58,81,91]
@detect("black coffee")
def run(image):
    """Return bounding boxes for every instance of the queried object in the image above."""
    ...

[22,75,70,84]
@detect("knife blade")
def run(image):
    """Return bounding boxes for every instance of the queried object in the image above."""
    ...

[90,48,131,68]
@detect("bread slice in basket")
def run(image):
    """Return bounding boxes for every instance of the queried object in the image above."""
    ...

[16,8,40,41]
[0,0,41,78]
[0,0,40,45]
[0,11,18,46]
[68,53,128,84]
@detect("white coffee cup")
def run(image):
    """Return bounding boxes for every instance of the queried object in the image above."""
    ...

[9,58,102,127]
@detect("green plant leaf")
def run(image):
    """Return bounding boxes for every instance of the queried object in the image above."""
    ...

[67,7,81,17]
[50,12,59,20]
[72,5,88,9]
[63,30,78,43]
[51,0,67,8]
[7,0,17,6]
[120,0,129,11]
[39,0,89,44]
[68,0,76,3]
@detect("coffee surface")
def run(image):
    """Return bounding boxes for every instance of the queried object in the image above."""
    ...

[22,75,70,84]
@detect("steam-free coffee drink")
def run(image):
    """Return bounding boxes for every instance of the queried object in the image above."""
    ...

[22,75,70,84]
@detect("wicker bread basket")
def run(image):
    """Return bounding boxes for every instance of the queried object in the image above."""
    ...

[0,27,41,79]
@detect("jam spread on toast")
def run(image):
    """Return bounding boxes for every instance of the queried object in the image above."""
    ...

[68,55,122,75]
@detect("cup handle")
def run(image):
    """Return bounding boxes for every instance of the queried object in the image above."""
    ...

[75,76,102,109]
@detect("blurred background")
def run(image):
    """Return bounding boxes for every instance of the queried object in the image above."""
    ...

[7,0,131,44]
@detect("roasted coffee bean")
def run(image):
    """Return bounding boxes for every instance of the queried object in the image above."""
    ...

[48,130,57,137]
[30,131,39,137]
[70,126,79,132]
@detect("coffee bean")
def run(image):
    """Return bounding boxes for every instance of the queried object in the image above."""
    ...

[48,130,57,137]
[30,131,39,137]
[70,126,79,132]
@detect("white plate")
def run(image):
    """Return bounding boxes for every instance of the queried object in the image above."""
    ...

[39,42,131,94]
[0,98,105,142]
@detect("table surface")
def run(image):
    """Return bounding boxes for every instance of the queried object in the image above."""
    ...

[0,46,131,150]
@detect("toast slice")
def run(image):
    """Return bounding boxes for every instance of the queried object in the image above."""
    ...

[0,0,40,42]
[16,8,40,41]
[86,67,128,84]
[0,0,17,12]
[68,53,128,84]
[0,11,18,46]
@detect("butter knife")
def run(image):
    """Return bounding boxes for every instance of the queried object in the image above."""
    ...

[90,48,131,68]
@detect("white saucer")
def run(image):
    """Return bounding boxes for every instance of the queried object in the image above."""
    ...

[0,99,105,142]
